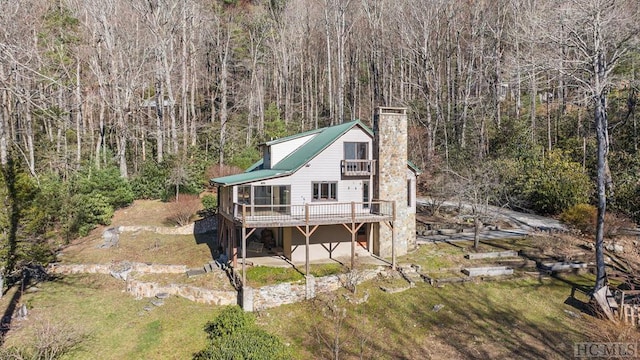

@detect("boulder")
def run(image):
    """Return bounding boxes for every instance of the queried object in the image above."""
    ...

[99,227,120,249]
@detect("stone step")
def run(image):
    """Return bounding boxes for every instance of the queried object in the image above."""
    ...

[539,262,588,272]
[465,250,519,260]
[462,266,514,277]
[186,268,206,278]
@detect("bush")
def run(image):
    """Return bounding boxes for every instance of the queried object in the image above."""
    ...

[0,318,87,360]
[560,204,634,237]
[560,204,596,234]
[518,150,592,215]
[201,194,217,212]
[71,165,134,209]
[67,193,114,237]
[131,159,170,199]
[194,306,289,360]
[166,194,201,226]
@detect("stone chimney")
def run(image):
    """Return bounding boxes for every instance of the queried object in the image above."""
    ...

[373,107,414,257]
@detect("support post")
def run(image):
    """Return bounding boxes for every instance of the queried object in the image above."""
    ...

[392,201,396,270]
[351,202,355,269]
[241,212,246,286]
[305,204,310,276]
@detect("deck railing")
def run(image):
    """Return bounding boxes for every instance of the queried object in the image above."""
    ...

[231,200,394,225]
[340,159,376,176]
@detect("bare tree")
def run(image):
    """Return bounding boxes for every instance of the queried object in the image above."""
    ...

[537,0,639,292]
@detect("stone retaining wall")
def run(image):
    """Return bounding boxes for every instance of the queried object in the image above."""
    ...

[118,225,195,236]
[253,282,308,310]
[127,280,237,305]
[48,262,188,275]
[48,263,388,310]
[252,267,385,311]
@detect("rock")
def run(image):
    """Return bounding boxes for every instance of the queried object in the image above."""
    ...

[98,227,120,249]
[15,304,28,320]
[605,243,624,253]
[432,304,445,312]
[156,292,170,299]
[151,299,164,307]
[110,261,133,281]
[143,306,154,312]
[186,269,206,277]
[564,309,581,318]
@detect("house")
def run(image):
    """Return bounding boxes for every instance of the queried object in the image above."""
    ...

[210,107,420,283]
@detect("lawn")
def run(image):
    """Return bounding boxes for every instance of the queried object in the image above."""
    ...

[3,239,638,359]
[1,274,218,360]
[260,275,606,359]
[60,231,215,268]
[3,199,638,359]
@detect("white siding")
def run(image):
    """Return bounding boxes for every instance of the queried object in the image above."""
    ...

[252,126,372,207]
[269,134,316,167]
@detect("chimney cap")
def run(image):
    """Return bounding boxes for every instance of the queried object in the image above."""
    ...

[376,107,406,115]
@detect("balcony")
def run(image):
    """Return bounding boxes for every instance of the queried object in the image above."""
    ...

[227,200,395,227]
[341,159,376,176]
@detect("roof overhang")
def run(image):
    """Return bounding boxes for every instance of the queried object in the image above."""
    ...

[209,169,291,187]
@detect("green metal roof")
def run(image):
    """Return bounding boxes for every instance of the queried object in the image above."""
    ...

[209,169,288,186]
[408,160,422,175]
[210,120,366,186]
[271,120,367,171]
[210,119,420,186]
[244,158,264,172]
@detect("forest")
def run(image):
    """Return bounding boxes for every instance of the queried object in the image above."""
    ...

[0,0,639,279]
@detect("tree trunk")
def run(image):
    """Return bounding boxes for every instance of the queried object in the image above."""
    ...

[75,60,82,167]
[594,92,608,292]
[155,74,164,163]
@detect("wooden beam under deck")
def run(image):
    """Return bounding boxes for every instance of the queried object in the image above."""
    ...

[240,214,392,228]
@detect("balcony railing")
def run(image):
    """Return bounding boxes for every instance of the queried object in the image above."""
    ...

[230,200,394,226]
[341,159,376,176]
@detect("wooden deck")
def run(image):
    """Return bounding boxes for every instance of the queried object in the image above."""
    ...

[223,201,395,228]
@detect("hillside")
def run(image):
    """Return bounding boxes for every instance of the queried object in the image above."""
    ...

[0,200,638,359]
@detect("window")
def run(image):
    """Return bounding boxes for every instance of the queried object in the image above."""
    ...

[407,180,412,207]
[237,185,251,205]
[312,182,337,201]
[253,185,290,214]
[344,142,368,160]
[362,180,370,208]
[254,186,272,206]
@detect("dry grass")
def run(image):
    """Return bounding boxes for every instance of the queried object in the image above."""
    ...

[135,272,235,291]
[262,275,598,359]
[110,200,176,227]
[4,198,637,359]
[60,231,215,268]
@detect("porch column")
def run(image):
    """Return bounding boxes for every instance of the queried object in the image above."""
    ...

[392,201,396,270]
[241,225,246,286]
[305,204,309,276]
[351,202,355,269]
